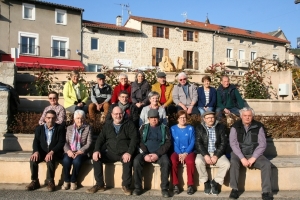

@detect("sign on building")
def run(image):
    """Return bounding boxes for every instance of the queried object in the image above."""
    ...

[114,59,132,67]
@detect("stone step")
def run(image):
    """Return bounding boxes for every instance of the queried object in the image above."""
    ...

[0,151,299,191]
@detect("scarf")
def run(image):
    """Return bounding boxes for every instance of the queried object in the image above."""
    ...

[118,101,130,113]
[70,123,86,151]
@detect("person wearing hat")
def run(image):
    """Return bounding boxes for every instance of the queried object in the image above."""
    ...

[195,111,230,195]
[88,73,112,122]
[133,109,172,197]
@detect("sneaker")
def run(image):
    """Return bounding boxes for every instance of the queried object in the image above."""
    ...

[211,179,220,195]
[122,186,132,195]
[173,185,180,194]
[61,182,70,190]
[25,180,40,191]
[229,189,239,199]
[161,189,170,198]
[204,180,211,195]
[262,192,274,200]
[187,185,194,195]
[70,182,77,190]
[132,188,142,196]
[86,185,105,193]
[47,180,55,192]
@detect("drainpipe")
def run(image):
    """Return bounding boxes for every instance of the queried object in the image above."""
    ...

[212,31,217,66]
[80,10,83,63]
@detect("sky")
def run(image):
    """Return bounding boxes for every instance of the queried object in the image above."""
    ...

[48,0,300,48]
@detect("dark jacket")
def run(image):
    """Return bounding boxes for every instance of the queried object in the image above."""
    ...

[139,123,171,158]
[195,121,227,158]
[131,80,151,105]
[197,86,217,107]
[33,124,66,157]
[106,103,139,128]
[216,84,244,110]
[94,119,138,156]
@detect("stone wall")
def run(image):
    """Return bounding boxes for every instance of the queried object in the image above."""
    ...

[0,62,16,87]
[0,91,9,134]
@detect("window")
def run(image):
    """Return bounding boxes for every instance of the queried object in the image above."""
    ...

[226,48,233,58]
[273,54,278,60]
[250,51,257,61]
[118,40,126,53]
[55,9,67,25]
[273,44,277,48]
[153,26,168,38]
[186,51,193,69]
[91,38,98,50]
[155,48,163,66]
[240,40,244,44]
[252,41,256,45]
[156,27,164,38]
[187,31,193,41]
[22,3,35,20]
[87,64,102,72]
[238,71,245,76]
[239,50,245,60]
[19,32,38,55]
[51,36,69,57]
[227,38,232,42]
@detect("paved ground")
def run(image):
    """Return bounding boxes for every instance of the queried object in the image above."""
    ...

[0,184,299,199]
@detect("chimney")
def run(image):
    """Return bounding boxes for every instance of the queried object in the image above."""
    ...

[116,15,122,26]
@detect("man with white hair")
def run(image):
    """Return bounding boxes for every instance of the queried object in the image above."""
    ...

[111,73,131,104]
[172,72,199,115]
[229,107,273,200]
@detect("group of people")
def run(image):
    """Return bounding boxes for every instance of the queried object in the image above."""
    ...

[25,71,273,200]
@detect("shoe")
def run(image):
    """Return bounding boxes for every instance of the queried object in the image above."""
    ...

[61,182,70,190]
[70,182,77,190]
[187,185,194,195]
[161,189,170,198]
[173,185,179,194]
[47,180,55,192]
[25,180,40,191]
[132,188,142,196]
[122,186,132,195]
[262,192,274,200]
[229,189,239,199]
[204,180,211,195]
[211,179,220,195]
[86,185,105,193]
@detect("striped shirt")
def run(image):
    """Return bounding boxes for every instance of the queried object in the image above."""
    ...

[204,90,210,106]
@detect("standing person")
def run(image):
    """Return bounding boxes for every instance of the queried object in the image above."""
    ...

[170,110,196,195]
[172,72,199,115]
[195,111,230,195]
[229,107,273,200]
[197,76,217,115]
[63,70,89,114]
[39,91,66,126]
[86,107,138,195]
[61,110,92,190]
[216,75,244,118]
[133,109,171,197]
[131,71,151,113]
[25,110,65,192]
[88,73,112,123]
[111,73,131,104]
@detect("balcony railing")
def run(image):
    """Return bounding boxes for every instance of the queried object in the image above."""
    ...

[51,47,70,59]
[238,59,249,68]
[19,44,39,55]
[224,58,237,67]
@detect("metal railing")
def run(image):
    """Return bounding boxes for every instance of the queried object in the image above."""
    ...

[51,47,70,58]
[19,44,39,55]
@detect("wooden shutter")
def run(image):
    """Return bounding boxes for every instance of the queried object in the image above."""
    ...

[152,26,157,37]
[164,48,169,57]
[183,30,187,41]
[183,50,187,68]
[165,27,169,39]
[152,47,156,66]
[194,51,199,70]
[194,31,198,42]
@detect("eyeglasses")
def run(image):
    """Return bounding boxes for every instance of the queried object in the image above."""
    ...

[49,97,57,100]
[179,78,187,81]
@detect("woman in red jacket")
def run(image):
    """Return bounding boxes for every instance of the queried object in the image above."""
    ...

[111,73,131,104]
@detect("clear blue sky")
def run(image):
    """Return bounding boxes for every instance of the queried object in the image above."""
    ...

[49,0,300,48]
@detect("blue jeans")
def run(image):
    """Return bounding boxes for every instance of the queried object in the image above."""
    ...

[215,107,240,120]
[62,153,88,183]
[198,107,214,116]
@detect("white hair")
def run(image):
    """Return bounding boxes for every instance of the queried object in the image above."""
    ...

[119,73,128,80]
[177,72,187,80]
[239,107,255,116]
[74,110,85,119]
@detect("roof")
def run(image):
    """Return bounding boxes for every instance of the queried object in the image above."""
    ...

[127,16,290,44]
[83,20,142,33]
[20,0,84,11]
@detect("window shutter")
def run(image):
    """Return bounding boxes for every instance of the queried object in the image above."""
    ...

[152,26,157,37]
[183,30,187,41]
[165,27,169,39]
[194,51,199,70]
[164,48,169,57]
[183,50,187,68]
[152,47,156,66]
[194,31,198,42]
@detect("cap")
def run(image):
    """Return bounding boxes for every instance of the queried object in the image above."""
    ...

[202,111,215,118]
[148,109,159,118]
[157,72,166,78]
[96,73,105,79]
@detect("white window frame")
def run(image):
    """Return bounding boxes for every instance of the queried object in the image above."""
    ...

[22,3,35,20]
[250,51,257,61]
[226,48,233,58]
[238,71,245,76]
[51,36,69,58]
[91,38,99,51]
[18,31,39,55]
[118,40,126,53]
[239,49,245,60]
[55,9,67,25]
[87,63,102,72]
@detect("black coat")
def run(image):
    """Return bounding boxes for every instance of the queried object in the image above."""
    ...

[106,103,139,128]
[131,80,151,105]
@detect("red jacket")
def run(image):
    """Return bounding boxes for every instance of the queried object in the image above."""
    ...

[111,83,131,104]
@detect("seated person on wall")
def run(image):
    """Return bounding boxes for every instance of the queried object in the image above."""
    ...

[25,110,65,192]
[111,73,131,104]
[133,109,171,197]
[229,107,273,200]
[216,75,244,119]
[106,91,139,129]
[63,70,89,114]
[170,110,196,195]
[195,111,230,195]
[197,75,217,116]
[39,91,66,126]
[172,72,199,115]
[131,71,151,113]
[86,106,138,195]
[61,110,92,191]
[139,91,167,127]
[151,72,176,115]
[88,73,112,123]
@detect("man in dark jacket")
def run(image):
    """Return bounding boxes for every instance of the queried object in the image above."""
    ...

[25,110,65,192]
[195,111,230,195]
[86,106,138,195]
[216,75,244,119]
[132,109,171,197]
[229,107,272,200]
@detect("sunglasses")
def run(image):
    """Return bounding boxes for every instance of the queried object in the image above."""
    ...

[179,78,187,81]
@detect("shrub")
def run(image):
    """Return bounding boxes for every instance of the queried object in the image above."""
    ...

[32,68,58,96]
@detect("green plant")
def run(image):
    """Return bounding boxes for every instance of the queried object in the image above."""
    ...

[32,68,57,96]
[104,70,121,89]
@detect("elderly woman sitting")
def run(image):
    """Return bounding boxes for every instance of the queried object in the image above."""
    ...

[62,110,92,190]
[111,73,131,104]
[139,91,167,127]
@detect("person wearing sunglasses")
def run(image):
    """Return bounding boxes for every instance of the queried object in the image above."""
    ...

[172,72,199,115]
